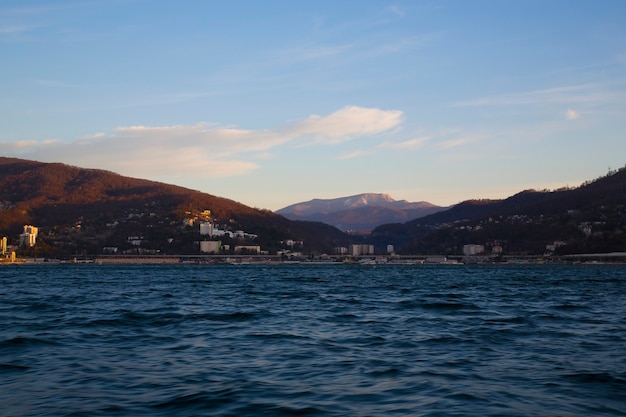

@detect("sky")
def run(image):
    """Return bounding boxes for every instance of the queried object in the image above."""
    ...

[1,0,625,211]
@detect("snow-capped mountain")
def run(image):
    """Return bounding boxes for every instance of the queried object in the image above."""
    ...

[275,193,446,233]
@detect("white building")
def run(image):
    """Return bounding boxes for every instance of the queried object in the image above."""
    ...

[1,237,7,255]
[200,240,221,253]
[546,241,567,253]
[20,225,38,247]
[199,222,213,236]
[282,239,304,247]
[349,244,375,256]
[334,247,348,255]
[206,227,231,238]
[463,244,485,256]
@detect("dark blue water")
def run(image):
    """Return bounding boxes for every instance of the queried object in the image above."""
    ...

[1,264,625,416]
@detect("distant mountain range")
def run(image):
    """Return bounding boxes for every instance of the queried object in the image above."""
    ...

[369,167,626,255]
[276,193,446,232]
[1,157,624,257]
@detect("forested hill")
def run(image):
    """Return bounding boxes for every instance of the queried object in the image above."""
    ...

[2,157,624,257]
[406,167,626,226]
[370,167,626,255]
[0,157,351,255]
[0,157,256,223]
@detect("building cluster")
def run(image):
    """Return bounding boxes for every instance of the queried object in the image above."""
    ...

[20,225,38,247]
[5,192,620,262]
[196,216,262,254]
[199,222,258,240]
[280,239,304,247]
[333,244,376,257]
[1,225,38,263]
[106,208,267,255]
[1,236,7,255]
[1,225,39,250]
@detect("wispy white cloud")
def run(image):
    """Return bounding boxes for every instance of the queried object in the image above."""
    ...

[0,25,33,34]
[2,106,403,179]
[3,139,61,151]
[383,129,482,153]
[387,6,406,18]
[0,23,41,41]
[454,83,619,107]
[1,0,121,18]
[375,32,443,54]
[330,128,482,162]
[333,126,485,162]
[334,137,429,161]
[33,78,81,88]
[287,105,404,145]
[274,44,352,62]
[252,152,275,160]
[565,109,580,120]
[0,0,130,43]
[337,149,371,160]
[437,136,478,150]
[77,132,106,141]
[1,3,77,16]
[377,136,430,150]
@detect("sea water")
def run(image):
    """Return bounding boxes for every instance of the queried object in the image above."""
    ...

[1,264,625,416]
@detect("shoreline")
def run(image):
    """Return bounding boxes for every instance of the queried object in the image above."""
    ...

[2,253,626,266]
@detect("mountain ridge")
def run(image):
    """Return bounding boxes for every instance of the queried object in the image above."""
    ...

[276,193,446,232]
[1,157,624,258]
[0,157,352,256]
[369,167,626,255]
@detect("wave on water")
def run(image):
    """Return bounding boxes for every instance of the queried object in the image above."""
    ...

[0,264,625,416]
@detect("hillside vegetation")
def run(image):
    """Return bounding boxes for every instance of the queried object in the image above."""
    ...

[370,166,626,255]
[2,157,624,258]
[0,157,351,257]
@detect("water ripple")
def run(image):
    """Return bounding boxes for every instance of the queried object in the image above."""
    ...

[1,264,625,416]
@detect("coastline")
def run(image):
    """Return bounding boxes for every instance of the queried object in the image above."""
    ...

[2,253,625,265]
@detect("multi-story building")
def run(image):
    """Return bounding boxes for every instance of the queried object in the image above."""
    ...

[463,244,485,256]
[333,246,348,255]
[19,225,38,247]
[199,222,213,236]
[349,244,375,256]
[200,240,221,254]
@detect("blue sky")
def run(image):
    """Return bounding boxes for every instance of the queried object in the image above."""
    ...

[2,0,625,210]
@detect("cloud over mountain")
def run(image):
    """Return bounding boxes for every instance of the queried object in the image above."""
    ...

[2,106,403,180]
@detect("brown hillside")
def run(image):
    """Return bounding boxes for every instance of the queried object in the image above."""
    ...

[0,157,256,230]
[0,157,351,254]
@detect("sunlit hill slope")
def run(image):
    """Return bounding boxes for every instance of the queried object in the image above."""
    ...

[0,157,352,256]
